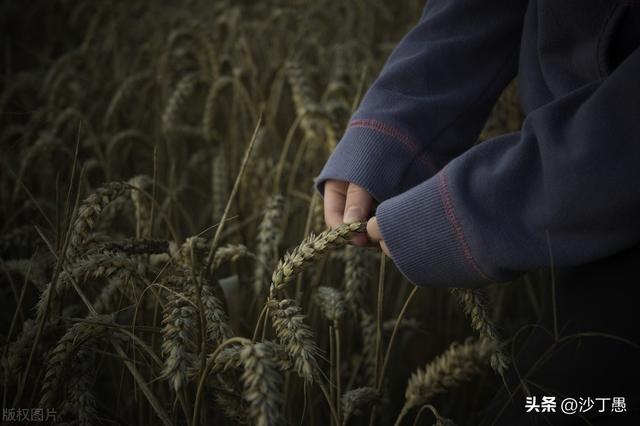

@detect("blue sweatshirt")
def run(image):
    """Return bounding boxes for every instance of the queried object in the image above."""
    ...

[315,0,640,287]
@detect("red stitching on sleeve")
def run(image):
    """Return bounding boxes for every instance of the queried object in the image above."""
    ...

[349,119,438,173]
[437,170,493,283]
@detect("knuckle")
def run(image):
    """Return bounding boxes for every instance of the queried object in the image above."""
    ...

[346,184,364,197]
[325,186,340,197]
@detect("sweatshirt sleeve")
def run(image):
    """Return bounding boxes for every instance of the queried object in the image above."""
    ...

[314,0,529,202]
[376,46,640,287]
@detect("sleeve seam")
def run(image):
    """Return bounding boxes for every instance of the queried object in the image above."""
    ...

[348,118,438,174]
[437,169,495,283]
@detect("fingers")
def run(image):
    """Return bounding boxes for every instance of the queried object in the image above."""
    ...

[367,216,391,257]
[343,183,372,246]
[323,180,373,246]
[343,183,372,223]
[366,216,382,241]
[324,180,348,229]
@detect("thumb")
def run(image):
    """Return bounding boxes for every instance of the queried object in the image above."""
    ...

[343,182,372,246]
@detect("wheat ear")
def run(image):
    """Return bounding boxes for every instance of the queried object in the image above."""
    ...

[128,175,153,238]
[208,341,285,426]
[359,310,377,387]
[213,383,250,425]
[269,222,365,297]
[341,387,381,426]
[254,194,285,295]
[450,288,509,375]
[161,73,199,134]
[413,404,457,426]
[174,236,209,271]
[0,258,48,290]
[400,338,494,418]
[238,342,284,426]
[67,251,145,279]
[314,286,347,322]
[99,238,170,255]
[92,271,137,314]
[285,60,325,142]
[343,245,372,313]
[267,298,319,383]
[103,70,152,128]
[175,237,235,345]
[213,243,250,269]
[64,182,129,263]
[160,275,197,393]
[40,315,113,408]
[211,149,228,223]
[0,225,41,257]
[60,348,97,426]
[197,282,233,347]
[3,319,61,376]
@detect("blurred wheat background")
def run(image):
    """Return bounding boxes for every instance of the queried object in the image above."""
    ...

[0,1,543,425]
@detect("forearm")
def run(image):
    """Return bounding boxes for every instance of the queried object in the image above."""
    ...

[315,0,529,202]
[377,47,640,287]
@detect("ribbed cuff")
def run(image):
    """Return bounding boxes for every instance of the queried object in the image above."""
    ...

[376,170,494,288]
[314,123,432,203]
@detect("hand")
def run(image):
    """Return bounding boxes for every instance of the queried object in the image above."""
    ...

[323,180,372,246]
[366,216,391,257]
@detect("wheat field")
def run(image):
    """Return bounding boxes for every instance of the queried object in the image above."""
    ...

[0,1,539,425]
